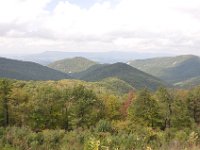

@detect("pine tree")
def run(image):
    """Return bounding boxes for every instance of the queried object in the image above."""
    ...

[187,86,200,124]
[0,79,11,126]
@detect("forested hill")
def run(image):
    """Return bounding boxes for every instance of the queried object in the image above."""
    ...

[128,55,200,86]
[74,62,167,90]
[0,57,71,80]
[48,57,97,73]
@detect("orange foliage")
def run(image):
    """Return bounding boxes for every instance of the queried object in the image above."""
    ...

[120,91,135,118]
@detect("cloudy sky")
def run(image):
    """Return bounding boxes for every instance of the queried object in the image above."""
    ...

[0,0,200,55]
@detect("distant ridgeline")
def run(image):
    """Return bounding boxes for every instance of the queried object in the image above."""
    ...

[128,55,200,88]
[0,57,71,80]
[1,55,200,89]
[72,63,167,90]
[48,57,97,73]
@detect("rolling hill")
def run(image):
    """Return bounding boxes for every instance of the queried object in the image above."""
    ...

[0,57,71,80]
[128,55,200,86]
[48,57,97,73]
[74,62,167,90]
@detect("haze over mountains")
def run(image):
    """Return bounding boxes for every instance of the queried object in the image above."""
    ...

[10,51,174,65]
[0,56,166,90]
[0,52,200,89]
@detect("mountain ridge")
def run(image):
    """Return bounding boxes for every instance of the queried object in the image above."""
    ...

[48,57,97,73]
[128,55,200,86]
[74,62,168,90]
[0,57,72,80]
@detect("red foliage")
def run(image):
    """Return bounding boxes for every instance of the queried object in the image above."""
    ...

[120,91,135,118]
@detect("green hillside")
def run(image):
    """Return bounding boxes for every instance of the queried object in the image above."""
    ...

[0,57,71,80]
[75,62,167,90]
[96,77,134,94]
[71,64,108,78]
[128,55,200,86]
[48,57,97,73]
[174,76,200,88]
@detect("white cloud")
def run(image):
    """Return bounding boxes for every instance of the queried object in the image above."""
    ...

[0,0,200,55]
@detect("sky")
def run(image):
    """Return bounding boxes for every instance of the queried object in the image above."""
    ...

[0,0,200,55]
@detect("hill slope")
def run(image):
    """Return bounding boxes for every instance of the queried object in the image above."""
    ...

[96,77,134,94]
[75,62,167,90]
[128,55,200,86]
[71,64,108,79]
[0,57,71,80]
[48,57,97,73]
[174,76,200,88]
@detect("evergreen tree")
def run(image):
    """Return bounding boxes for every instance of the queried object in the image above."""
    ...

[70,85,103,128]
[155,87,173,130]
[129,88,160,128]
[187,86,200,124]
[0,79,11,126]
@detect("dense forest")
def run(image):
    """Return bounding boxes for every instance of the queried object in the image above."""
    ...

[0,78,200,150]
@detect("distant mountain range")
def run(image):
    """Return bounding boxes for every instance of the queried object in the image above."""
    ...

[1,54,200,89]
[48,57,97,73]
[128,55,200,87]
[0,57,166,90]
[11,51,173,65]
[0,57,71,80]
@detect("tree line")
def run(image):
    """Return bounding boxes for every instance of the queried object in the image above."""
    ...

[0,78,200,149]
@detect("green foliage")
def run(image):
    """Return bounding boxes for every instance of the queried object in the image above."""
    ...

[155,87,174,129]
[84,137,100,150]
[70,85,103,128]
[187,86,200,124]
[171,95,194,129]
[0,78,199,149]
[155,87,193,130]
[0,127,74,150]
[101,94,121,120]
[96,120,113,133]
[129,89,161,128]
[29,85,62,129]
[97,77,134,94]
[0,79,12,126]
